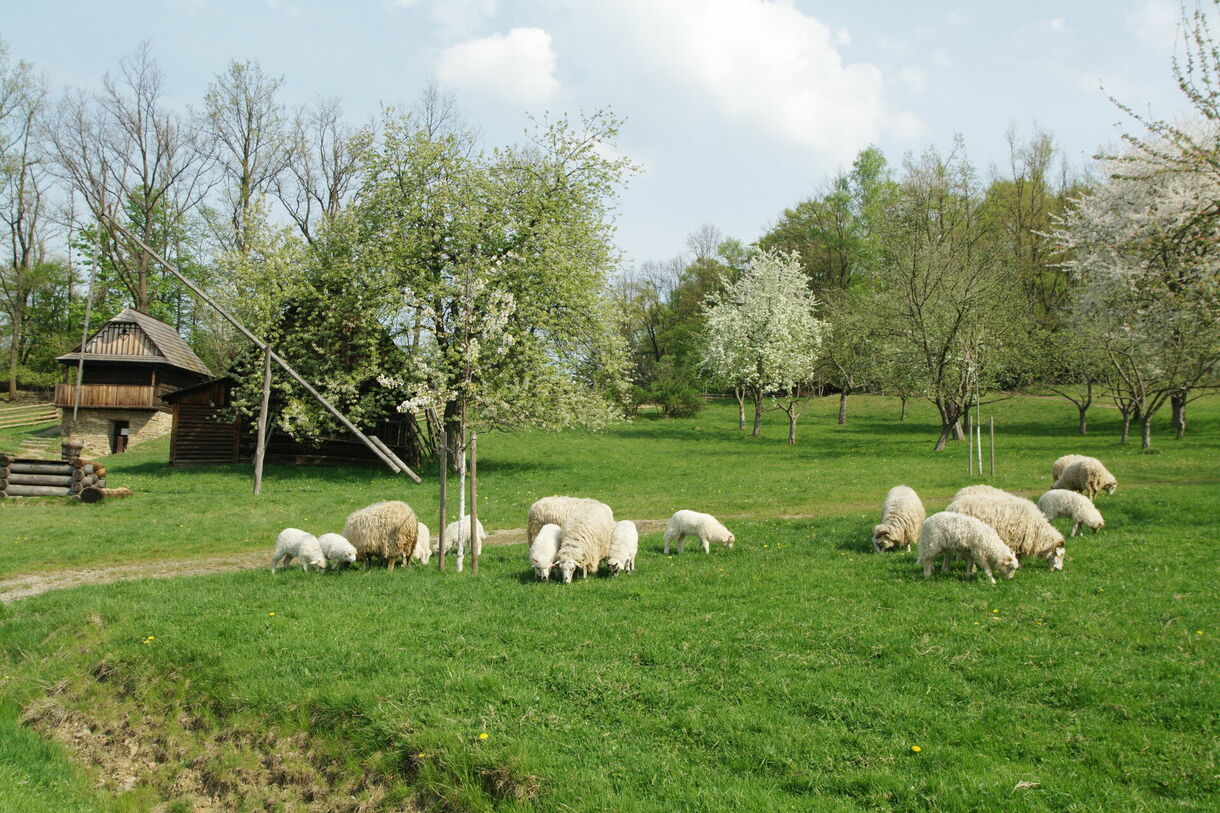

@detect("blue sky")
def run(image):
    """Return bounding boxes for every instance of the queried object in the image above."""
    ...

[2,0,1195,267]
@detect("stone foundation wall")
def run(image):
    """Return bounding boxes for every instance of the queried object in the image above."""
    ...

[61,409,173,458]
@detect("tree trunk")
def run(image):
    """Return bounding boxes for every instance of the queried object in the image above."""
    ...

[735,387,746,430]
[1119,404,1140,445]
[934,401,963,451]
[1141,412,1153,451]
[1170,390,1187,439]
[787,412,797,445]
[1078,404,1088,435]
[751,388,763,436]
[899,396,907,421]
[837,390,848,425]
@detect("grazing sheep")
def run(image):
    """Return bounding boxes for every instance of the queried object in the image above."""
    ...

[1054,457,1118,501]
[946,493,1066,570]
[445,515,488,557]
[527,495,601,543]
[556,501,616,583]
[342,501,419,569]
[271,528,327,574]
[917,511,1020,585]
[952,484,1013,501]
[529,523,562,581]
[1038,489,1105,537]
[406,521,431,566]
[1051,454,1090,483]
[607,520,639,575]
[663,510,735,555]
[871,486,925,552]
[318,532,357,567]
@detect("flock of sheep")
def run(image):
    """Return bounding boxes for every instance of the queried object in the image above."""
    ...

[271,494,736,583]
[872,454,1118,585]
[270,452,1114,587]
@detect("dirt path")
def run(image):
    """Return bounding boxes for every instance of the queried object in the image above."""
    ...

[0,519,676,603]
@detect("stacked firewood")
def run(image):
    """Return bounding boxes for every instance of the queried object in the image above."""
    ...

[0,454,131,502]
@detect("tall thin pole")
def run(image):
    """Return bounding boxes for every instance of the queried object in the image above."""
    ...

[470,429,478,576]
[989,416,995,478]
[976,423,983,475]
[967,413,974,476]
[72,230,100,424]
[437,430,447,571]
[252,344,272,495]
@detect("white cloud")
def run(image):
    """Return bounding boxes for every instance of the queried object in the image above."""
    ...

[930,49,952,68]
[436,27,560,107]
[387,0,498,37]
[585,0,913,159]
[1048,18,1066,34]
[898,65,927,93]
[1126,0,1179,50]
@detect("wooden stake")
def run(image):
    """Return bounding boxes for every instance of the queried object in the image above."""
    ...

[967,416,974,475]
[253,344,272,495]
[989,416,995,478]
[437,430,447,571]
[470,430,478,576]
[976,423,983,475]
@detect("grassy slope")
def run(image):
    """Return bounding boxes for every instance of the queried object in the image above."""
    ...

[0,395,1217,811]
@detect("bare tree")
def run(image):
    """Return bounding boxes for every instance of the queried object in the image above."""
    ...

[686,223,722,262]
[48,43,214,313]
[203,60,286,253]
[275,97,362,244]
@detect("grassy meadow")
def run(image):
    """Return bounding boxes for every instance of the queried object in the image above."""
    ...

[0,394,1217,811]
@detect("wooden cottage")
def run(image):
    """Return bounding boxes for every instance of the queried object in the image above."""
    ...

[161,377,423,469]
[56,308,213,456]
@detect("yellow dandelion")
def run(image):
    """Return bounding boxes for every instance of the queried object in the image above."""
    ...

[1197,630,1204,635]
[147,636,154,640]
[269,612,276,616]
[992,609,999,613]
[911,745,922,753]
[416,753,427,758]
[973,622,980,625]
[478,733,489,741]
[763,544,769,548]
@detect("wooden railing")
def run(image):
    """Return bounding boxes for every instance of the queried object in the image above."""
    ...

[54,384,164,409]
[0,402,58,429]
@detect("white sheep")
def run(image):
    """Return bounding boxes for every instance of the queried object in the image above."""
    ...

[445,514,488,557]
[529,523,562,581]
[606,520,639,575]
[1051,454,1090,483]
[1054,457,1118,501]
[342,501,419,569]
[404,520,431,566]
[952,484,1013,501]
[1038,489,1105,537]
[871,486,925,552]
[556,501,616,583]
[917,511,1020,585]
[663,510,735,555]
[271,528,327,574]
[317,532,357,567]
[946,493,1066,570]
[527,495,601,543]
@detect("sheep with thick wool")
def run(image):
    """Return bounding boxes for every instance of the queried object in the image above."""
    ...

[1051,454,1090,483]
[1054,457,1118,501]
[607,520,639,575]
[871,486,925,552]
[341,500,418,569]
[529,523,562,581]
[445,515,488,557]
[1038,489,1105,537]
[318,532,357,567]
[946,493,1066,570]
[917,511,1020,584]
[953,484,1014,501]
[271,528,327,574]
[556,501,616,583]
[663,510,735,554]
[527,496,602,543]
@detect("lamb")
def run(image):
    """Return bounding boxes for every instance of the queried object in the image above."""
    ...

[945,493,1066,570]
[871,486,925,552]
[318,532,357,567]
[663,510,735,555]
[341,500,419,569]
[1038,489,1105,537]
[1054,457,1118,501]
[556,501,616,583]
[1051,454,1089,483]
[529,523,562,581]
[271,528,327,574]
[606,520,639,575]
[404,520,431,566]
[527,495,601,543]
[917,511,1020,585]
[445,515,488,557]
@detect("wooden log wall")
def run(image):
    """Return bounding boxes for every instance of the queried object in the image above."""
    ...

[0,454,117,501]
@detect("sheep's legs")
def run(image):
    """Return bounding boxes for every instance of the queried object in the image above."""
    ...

[941,552,953,573]
[663,532,673,555]
[1070,521,1081,537]
[676,534,686,554]
[701,536,710,554]
[922,559,933,579]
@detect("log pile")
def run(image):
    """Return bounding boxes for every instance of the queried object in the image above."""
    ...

[0,454,123,501]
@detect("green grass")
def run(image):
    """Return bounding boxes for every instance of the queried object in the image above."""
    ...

[0,395,1218,811]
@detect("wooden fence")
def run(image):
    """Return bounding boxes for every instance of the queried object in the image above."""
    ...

[0,454,127,502]
[0,402,58,430]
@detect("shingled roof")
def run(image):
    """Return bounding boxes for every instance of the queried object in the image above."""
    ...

[57,307,213,378]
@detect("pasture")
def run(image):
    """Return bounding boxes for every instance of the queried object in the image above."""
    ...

[0,395,1217,811]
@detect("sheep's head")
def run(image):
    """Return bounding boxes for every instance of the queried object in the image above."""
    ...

[871,525,892,552]
[311,555,327,570]
[723,531,735,549]
[1103,480,1117,495]
[532,559,553,581]
[999,554,1020,580]
[343,549,357,564]
[559,560,578,584]
[411,537,431,565]
[606,558,624,576]
[1091,518,1105,533]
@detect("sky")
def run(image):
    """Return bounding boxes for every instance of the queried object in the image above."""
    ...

[1,0,1200,268]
